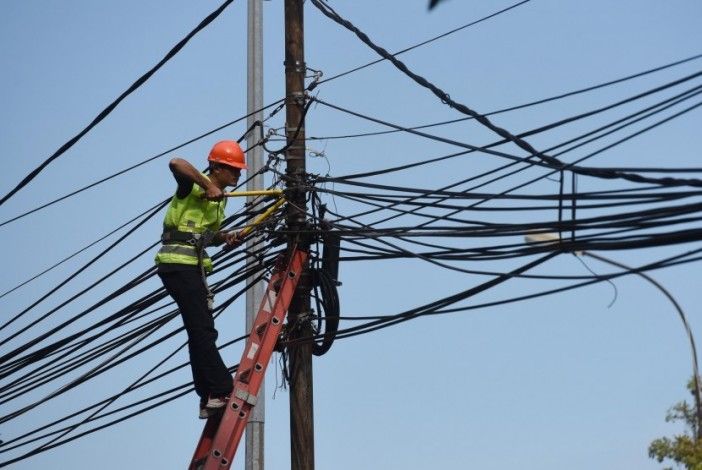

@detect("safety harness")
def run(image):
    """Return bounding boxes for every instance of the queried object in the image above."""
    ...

[161,229,217,310]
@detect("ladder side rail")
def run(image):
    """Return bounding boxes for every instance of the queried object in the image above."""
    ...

[189,249,307,470]
[206,249,306,469]
[189,265,286,469]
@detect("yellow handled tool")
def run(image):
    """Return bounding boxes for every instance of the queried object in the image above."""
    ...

[223,189,283,198]
[239,197,286,237]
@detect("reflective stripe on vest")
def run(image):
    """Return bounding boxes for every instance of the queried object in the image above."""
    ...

[155,244,213,271]
[158,244,199,257]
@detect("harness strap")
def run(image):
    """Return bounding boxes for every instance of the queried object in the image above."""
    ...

[160,229,217,310]
[161,230,203,245]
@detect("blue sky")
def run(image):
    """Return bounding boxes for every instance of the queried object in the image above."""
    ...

[1,1,701,469]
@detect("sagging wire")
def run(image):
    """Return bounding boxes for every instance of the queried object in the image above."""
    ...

[312,88,702,239]
[308,54,702,142]
[0,98,286,229]
[314,0,533,87]
[311,0,702,189]
[4,3,702,461]
[0,0,238,207]
[0,120,282,355]
[0,188,289,449]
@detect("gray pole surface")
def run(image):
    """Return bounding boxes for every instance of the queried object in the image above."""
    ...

[245,0,265,469]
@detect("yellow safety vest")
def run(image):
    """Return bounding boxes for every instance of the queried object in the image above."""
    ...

[154,176,226,272]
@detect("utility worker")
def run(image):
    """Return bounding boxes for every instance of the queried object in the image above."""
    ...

[155,140,246,419]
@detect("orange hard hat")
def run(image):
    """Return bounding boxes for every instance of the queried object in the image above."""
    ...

[208,140,247,170]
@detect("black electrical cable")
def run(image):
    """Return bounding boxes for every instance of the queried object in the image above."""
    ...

[0,308,178,401]
[0,199,167,342]
[0,382,193,454]
[0,243,274,389]
[314,188,700,242]
[310,54,702,142]
[0,156,289,459]
[315,96,702,189]
[0,278,265,455]
[369,89,702,234]
[0,159,277,359]
[0,386,192,468]
[0,0,237,207]
[0,98,286,229]
[0,209,279,389]
[315,0,533,86]
[285,252,559,345]
[325,188,697,212]
[0,257,274,453]
[326,247,702,328]
[19,242,693,458]
[324,79,702,184]
[299,220,702,270]
[314,93,702,240]
[5,239,702,458]
[286,195,543,277]
[0,200,167,300]
[3,12,702,456]
[310,181,694,258]
[0,219,273,390]
[0,262,271,425]
[311,0,702,189]
[312,196,695,268]
[311,267,340,356]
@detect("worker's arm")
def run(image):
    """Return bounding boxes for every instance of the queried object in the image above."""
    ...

[211,230,244,249]
[224,230,244,247]
[168,158,223,200]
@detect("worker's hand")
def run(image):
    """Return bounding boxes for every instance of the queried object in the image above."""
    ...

[224,230,244,249]
[203,185,224,201]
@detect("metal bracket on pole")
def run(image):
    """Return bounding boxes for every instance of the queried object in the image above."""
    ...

[284,59,306,73]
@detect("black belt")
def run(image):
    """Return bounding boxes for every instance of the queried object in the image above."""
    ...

[161,230,210,246]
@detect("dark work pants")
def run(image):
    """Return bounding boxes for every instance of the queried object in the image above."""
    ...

[158,269,233,398]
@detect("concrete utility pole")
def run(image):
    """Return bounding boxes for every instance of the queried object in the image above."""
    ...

[284,1,315,469]
[245,0,265,469]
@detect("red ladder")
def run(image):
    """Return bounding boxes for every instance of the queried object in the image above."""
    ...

[189,248,308,470]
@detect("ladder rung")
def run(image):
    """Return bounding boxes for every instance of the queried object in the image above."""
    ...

[238,368,251,384]
[255,322,267,337]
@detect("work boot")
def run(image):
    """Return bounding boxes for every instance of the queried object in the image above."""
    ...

[198,398,209,420]
[197,395,230,419]
[207,394,229,410]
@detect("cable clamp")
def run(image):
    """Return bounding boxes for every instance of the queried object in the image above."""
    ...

[299,310,314,323]
[306,67,324,91]
[286,92,307,106]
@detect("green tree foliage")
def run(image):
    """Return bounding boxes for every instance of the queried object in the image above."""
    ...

[649,378,702,470]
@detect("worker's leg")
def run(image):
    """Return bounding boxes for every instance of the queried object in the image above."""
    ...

[159,270,233,398]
